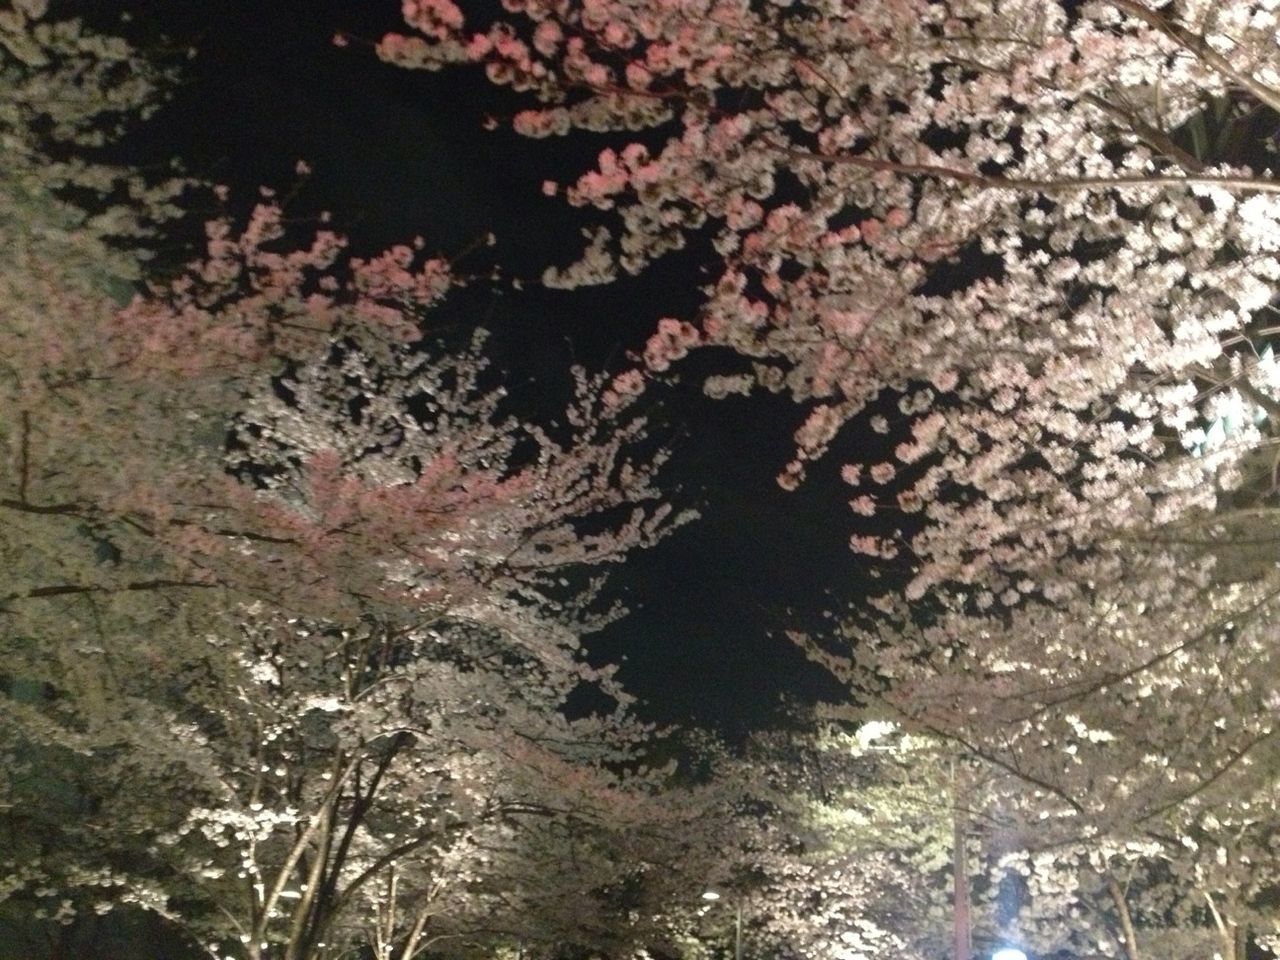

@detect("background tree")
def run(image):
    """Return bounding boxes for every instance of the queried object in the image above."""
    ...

[3,240,690,957]
[1,6,693,958]
[800,553,1280,959]
[7,603,674,958]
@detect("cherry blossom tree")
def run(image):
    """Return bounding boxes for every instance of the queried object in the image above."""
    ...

[385,8,1280,952]
[716,707,1278,960]
[4,598,690,959]
[797,548,1280,959]
[3,214,690,957]
[0,0,183,268]
[17,1,1280,956]
[725,723,956,960]
[1,7,698,958]
[5,171,683,661]
[443,737,752,960]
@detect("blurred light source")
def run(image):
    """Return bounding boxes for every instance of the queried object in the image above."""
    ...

[992,949,1027,960]
[701,891,722,901]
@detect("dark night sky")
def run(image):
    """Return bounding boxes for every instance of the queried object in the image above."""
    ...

[109,0,865,733]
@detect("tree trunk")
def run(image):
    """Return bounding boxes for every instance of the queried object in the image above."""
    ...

[1204,891,1240,960]
[953,763,971,960]
[1106,876,1141,960]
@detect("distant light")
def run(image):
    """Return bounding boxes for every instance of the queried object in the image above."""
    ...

[702,891,722,901]
[279,890,303,900]
[992,949,1027,960]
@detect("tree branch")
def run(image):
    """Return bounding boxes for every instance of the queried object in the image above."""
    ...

[1136,726,1276,824]
[766,139,1280,195]
[1107,874,1142,960]
[17,410,31,504]
[1235,374,1280,421]
[1,578,218,608]
[1109,0,1280,116]
[0,497,89,517]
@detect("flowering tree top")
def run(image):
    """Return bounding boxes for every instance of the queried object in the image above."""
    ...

[386,0,1280,600]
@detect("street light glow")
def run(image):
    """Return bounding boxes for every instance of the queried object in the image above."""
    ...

[701,890,722,901]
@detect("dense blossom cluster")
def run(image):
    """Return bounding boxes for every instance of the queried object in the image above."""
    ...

[388,0,1280,594]
[222,333,683,632]
[389,1,1280,957]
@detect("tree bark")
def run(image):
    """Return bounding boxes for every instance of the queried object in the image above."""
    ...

[953,762,971,960]
[1106,876,1141,960]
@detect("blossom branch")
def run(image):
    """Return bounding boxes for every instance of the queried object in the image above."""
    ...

[764,139,1280,195]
